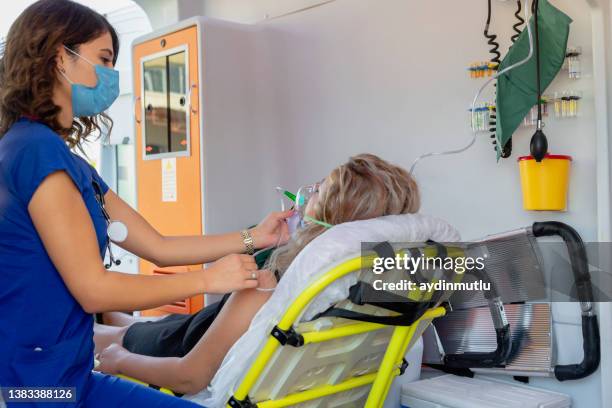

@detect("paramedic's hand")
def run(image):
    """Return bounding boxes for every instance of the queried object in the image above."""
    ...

[257,269,277,290]
[251,210,294,249]
[204,253,261,293]
[95,343,128,375]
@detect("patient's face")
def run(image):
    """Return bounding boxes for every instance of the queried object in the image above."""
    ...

[304,179,326,218]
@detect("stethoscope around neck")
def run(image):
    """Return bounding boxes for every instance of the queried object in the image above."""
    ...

[91,180,128,268]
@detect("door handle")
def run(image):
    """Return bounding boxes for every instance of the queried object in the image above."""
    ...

[188,83,198,114]
[134,95,142,124]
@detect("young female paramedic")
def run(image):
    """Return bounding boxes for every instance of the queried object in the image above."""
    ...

[0,1,291,406]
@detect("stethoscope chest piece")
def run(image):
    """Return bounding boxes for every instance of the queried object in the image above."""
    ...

[107,221,128,243]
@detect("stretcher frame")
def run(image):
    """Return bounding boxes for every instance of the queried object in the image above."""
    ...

[227,254,447,408]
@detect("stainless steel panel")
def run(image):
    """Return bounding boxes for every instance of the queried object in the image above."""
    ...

[450,229,547,310]
[427,303,553,374]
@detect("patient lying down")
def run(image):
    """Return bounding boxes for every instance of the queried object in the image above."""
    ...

[93,153,420,396]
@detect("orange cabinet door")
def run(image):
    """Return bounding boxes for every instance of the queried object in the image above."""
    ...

[133,26,203,316]
[151,267,204,315]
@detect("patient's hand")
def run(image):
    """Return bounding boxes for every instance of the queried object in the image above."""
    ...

[96,343,128,375]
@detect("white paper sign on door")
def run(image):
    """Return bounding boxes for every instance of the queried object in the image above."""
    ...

[161,157,177,202]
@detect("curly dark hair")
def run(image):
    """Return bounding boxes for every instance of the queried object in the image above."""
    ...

[0,0,120,147]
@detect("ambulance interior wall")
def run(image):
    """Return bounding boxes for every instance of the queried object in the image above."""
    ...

[138,1,609,406]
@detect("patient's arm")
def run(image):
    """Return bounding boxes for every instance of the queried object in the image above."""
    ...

[177,284,274,393]
[97,273,275,394]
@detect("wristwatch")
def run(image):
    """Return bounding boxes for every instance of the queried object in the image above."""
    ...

[241,229,255,255]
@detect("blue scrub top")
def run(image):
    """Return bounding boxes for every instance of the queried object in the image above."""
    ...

[0,118,109,397]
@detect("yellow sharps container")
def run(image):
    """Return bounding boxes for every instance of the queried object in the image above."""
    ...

[518,154,572,211]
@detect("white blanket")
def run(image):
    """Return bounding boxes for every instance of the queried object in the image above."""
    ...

[185,213,460,406]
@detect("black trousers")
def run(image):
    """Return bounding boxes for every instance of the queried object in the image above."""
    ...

[122,294,230,358]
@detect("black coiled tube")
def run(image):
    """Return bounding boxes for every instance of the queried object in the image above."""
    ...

[485,32,501,65]
[511,0,525,43]
[484,0,501,65]
[484,0,508,156]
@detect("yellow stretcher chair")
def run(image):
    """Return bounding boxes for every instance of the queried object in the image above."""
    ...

[118,244,459,408]
[226,248,456,408]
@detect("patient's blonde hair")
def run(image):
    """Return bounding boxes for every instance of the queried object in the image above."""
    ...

[267,153,420,277]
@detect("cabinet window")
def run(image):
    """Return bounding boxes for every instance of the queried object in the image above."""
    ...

[142,49,188,158]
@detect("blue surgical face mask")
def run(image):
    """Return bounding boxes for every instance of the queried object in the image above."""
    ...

[60,46,119,117]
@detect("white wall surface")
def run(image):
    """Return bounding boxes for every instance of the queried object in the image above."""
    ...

[134,0,181,29]
[102,3,152,273]
[136,0,611,406]
[106,3,152,145]
[248,5,606,405]
[254,0,600,240]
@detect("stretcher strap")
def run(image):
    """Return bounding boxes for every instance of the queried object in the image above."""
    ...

[313,300,432,326]
[311,240,443,326]
[371,240,448,305]
[348,281,427,312]
[371,241,396,271]
[311,277,435,326]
